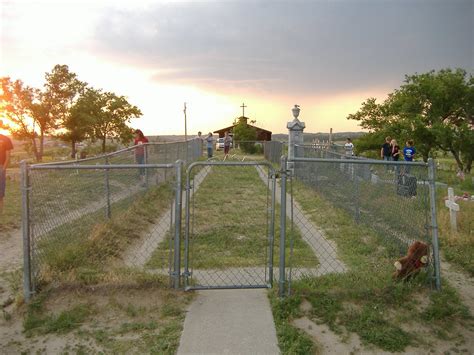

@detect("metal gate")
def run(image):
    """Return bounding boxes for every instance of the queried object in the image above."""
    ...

[182,161,277,290]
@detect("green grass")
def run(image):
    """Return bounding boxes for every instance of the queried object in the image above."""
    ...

[35,183,174,285]
[0,178,21,232]
[269,179,472,353]
[269,291,315,355]
[147,165,318,270]
[436,185,474,276]
[24,291,92,336]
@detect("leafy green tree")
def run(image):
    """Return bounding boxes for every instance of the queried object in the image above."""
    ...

[348,68,474,171]
[81,89,142,152]
[42,65,87,158]
[233,117,257,153]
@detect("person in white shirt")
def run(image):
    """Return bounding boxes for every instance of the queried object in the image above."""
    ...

[344,138,354,156]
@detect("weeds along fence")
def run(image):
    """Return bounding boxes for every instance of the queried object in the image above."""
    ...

[286,144,441,290]
[21,140,202,301]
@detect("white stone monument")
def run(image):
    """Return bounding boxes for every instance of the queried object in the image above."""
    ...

[287,105,305,171]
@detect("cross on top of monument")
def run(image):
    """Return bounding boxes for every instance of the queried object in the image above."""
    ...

[240,102,247,117]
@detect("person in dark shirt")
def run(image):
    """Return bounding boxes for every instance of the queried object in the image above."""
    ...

[0,129,14,214]
[380,136,392,161]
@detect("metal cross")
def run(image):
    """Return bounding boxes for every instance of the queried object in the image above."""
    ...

[240,102,247,117]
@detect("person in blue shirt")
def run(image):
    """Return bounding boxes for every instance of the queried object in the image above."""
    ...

[403,139,416,174]
[403,140,416,161]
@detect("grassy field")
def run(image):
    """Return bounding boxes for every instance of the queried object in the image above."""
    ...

[32,183,174,286]
[270,180,473,354]
[147,164,318,271]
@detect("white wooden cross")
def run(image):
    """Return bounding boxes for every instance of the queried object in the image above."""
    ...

[445,187,460,232]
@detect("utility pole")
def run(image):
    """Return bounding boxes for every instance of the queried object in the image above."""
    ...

[184,102,188,163]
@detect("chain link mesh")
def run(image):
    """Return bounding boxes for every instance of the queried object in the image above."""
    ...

[288,145,434,286]
[26,140,202,292]
[185,163,275,289]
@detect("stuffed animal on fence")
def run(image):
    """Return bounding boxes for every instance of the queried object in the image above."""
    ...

[393,241,429,280]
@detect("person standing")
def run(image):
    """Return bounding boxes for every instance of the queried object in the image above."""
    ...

[197,131,204,156]
[205,132,214,158]
[224,131,232,158]
[391,139,400,161]
[403,139,416,174]
[381,136,392,161]
[0,126,14,215]
[403,140,416,162]
[134,129,149,184]
[344,137,354,156]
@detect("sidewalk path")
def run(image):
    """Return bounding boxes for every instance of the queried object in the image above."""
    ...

[255,167,347,277]
[177,289,279,355]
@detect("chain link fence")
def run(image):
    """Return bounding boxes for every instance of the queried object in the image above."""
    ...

[183,161,277,289]
[21,140,202,300]
[264,141,285,165]
[281,145,441,293]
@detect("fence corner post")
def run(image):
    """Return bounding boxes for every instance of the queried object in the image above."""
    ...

[20,160,32,302]
[173,160,183,289]
[428,158,441,291]
[279,156,288,297]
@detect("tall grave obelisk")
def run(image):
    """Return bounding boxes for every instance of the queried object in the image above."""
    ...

[287,105,305,171]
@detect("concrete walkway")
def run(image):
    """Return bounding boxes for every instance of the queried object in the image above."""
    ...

[177,289,279,355]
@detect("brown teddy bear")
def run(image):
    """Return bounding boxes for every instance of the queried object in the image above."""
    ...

[393,241,429,280]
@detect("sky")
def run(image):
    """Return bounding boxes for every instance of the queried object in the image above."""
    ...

[1,0,473,136]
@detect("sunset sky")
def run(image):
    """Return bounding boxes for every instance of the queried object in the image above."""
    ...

[1,0,472,136]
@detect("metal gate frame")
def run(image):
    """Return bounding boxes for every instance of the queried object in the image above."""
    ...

[182,161,277,290]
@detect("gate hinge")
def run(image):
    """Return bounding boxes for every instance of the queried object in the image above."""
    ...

[182,271,192,277]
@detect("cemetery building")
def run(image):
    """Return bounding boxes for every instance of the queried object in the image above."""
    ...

[213,116,272,141]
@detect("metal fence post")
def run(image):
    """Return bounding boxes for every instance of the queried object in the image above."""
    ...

[144,144,149,188]
[104,157,111,219]
[183,166,191,289]
[20,161,32,302]
[279,156,287,297]
[428,158,441,291]
[173,160,183,289]
[269,169,276,286]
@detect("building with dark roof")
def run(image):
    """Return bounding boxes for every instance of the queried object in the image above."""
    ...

[213,116,272,141]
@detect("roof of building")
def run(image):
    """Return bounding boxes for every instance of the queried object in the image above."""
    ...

[213,116,272,134]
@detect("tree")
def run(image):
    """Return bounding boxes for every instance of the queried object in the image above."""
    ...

[83,89,142,152]
[42,65,87,158]
[348,68,474,171]
[0,77,41,160]
[233,117,257,153]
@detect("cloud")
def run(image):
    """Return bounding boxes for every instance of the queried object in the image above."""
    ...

[92,0,473,95]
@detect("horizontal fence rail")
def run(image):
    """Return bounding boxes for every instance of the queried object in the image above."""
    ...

[22,140,203,301]
[284,145,441,291]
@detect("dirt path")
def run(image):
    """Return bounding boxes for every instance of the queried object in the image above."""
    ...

[0,228,22,314]
[0,228,22,272]
[441,258,474,314]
